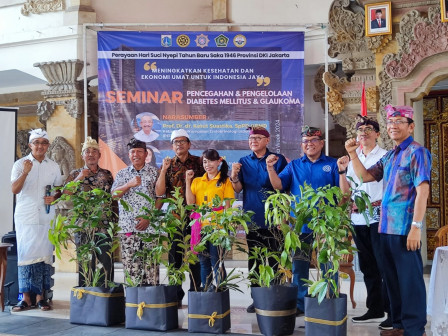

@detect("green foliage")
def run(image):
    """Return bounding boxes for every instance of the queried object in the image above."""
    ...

[194,195,253,292]
[247,191,302,287]
[132,187,200,288]
[48,181,120,288]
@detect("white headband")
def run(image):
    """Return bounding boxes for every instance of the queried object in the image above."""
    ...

[29,129,49,143]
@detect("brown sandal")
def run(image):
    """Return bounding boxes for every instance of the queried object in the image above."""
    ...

[36,300,51,311]
[12,300,32,312]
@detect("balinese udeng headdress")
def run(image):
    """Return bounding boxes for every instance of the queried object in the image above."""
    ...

[301,125,323,138]
[355,115,380,132]
[247,126,270,138]
[81,136,100,152]
[385,105,414,120]
[127,137,147,150]
[28,129,49,143]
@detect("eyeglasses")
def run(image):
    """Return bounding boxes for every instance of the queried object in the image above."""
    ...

[248,136,266,142]
[301,138,321,144]
[356,127,375,134]
[386,120,410,125]
[172,139,188,145]
[31,141,50,146]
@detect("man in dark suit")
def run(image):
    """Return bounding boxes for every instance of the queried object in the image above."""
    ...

[371,9,386,29]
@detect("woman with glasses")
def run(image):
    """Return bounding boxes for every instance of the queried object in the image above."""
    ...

[185,149,234,289]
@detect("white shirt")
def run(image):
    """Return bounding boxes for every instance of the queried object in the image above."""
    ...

[134,130,159,143]
[11,153,62,265]
[346,145,387,225]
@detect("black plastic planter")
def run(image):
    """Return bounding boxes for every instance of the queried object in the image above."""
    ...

[252,285,298,336]
[188,289,231,334]
[304,293,348,336]
[70,284,125,326]
[125,285,178,331]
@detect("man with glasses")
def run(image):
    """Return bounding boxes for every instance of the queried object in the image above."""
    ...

[345,105,431,336]
[230,126,287,313]
[337,116,391,330]
[65,137,115,287]
[266,126,343,316]
[155,129,203,306]
[11,129,62,312]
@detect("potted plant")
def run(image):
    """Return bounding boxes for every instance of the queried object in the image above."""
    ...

[294,183,371,336]
[49,181,124,327]
[247,190,301,336]
[124,187,198,332]
[187,195,253,334]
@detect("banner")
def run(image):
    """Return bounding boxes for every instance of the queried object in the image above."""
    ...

[98,31,304,175]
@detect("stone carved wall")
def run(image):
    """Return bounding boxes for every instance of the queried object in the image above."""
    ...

[385,6,448,79]
[328,0,375,71]
[313,64,338,109]
[21,0,64,16]
[323,71,348,115]
[47,136,75,182]
[36,100,56,126]
[17,129,33,158]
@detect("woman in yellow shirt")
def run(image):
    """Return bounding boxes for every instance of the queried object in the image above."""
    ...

[186,149,234,289]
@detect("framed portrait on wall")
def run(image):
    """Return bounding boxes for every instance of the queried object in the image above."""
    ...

[365,2,392,37]
[441,0,448,22]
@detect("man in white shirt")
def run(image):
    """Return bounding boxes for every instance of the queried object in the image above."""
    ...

[11,129,62,312]
[337,116,391,330]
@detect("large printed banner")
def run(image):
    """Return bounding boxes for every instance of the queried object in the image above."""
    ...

[97,31,304,175]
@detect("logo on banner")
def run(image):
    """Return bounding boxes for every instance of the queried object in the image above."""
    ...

[195,34,210,48]
[176,34,190,47]
[214,34,229,47]
[161,35,172,47]
[233,34,247,47]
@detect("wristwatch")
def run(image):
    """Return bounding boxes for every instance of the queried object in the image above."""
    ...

[411,221,423,229]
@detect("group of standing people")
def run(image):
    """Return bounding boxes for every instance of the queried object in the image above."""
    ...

[10,104,430,336]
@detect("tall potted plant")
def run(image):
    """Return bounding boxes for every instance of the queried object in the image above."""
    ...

[248,190,301,336]
[187,195,253,334]
[124,187,198,331]
[49,181,124,327]
[295,183,371,336]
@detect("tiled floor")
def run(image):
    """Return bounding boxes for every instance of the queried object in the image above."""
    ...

[1,262,432,335]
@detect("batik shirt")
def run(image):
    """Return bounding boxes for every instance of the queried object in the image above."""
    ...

[162,153,205,202]
[367,136,431,236]
[66,166,114,192]
[112,164,158,233]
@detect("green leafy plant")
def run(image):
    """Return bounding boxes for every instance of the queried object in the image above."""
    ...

[195,195,253,293]
[248,190,302,287]
[294,183,372,303]
[49,181,120,288]
[125,187,201,289]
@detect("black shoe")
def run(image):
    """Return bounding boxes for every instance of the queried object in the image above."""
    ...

[379,315,393,330]
[352,311,385,323]
[295,308,304,317]
[246,303,255,313]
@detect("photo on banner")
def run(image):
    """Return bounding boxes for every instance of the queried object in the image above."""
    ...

[97,31,305,175]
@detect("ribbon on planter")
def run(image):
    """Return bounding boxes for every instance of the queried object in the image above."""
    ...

[188,309,230,327]
[125,300,178,320]
[71,288,124,300]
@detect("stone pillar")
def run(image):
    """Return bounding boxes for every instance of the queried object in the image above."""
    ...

[34,60,85,168]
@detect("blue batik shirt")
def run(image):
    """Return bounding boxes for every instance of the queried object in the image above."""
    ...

[238,149,288,229]
[278,152,340,233]
[367,136,431,236]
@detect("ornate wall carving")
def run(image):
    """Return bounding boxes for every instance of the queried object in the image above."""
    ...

[47,136,75,182]
[385,6,448,79]
[17,129,33,158]
[21,0,64,16]
[366,35,393,54]
[328,0,375,71]
[323,70,348,115]
[36,100,56,126]
[313,64,338,109]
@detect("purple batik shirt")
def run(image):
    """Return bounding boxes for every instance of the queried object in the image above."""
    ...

[367,136,431,236]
